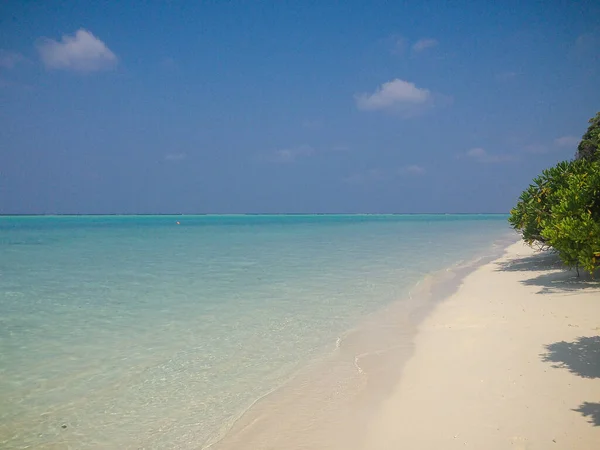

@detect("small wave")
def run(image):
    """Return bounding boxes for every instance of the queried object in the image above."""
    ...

[201,377,293,450]
[354,355,364,374]
[353,344,408,376]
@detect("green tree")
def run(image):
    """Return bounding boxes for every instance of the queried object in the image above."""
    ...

[508,161,573,249]
[509,112,600,275]
[576,112,600,162]
[540,160,600,274]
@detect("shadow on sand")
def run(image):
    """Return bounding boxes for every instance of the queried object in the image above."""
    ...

[501,249,600,428]
[542,336,600,428]
[495,250,599,295]
[574,402,600,426]
[495,251,564,273]
[541,336,600,379]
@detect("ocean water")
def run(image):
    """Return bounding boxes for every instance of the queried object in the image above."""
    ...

[0,215,513,449]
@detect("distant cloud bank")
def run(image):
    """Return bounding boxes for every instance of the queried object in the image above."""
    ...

[36,29,117,72]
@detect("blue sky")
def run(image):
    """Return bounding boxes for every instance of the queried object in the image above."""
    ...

[1,0,599,214]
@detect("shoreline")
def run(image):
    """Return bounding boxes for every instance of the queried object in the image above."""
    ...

[0,219,514,449]
[207,237,517,449]
[364,241,600,449]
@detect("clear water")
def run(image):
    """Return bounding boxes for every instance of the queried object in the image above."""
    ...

[0,215,512,448]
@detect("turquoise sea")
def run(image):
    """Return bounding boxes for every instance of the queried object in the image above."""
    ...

[0,215,513,449]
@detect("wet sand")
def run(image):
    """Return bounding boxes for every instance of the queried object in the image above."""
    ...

[208,244,509,449]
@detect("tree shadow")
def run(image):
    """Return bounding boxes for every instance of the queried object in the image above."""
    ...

[573,402,600,426]
[519,271,599,295]
[542,337,600,427]
[495,251,564,272]
[541,336,600,379]
[496,251,599,294]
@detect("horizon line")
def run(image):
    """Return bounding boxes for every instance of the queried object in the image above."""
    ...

[0,212,510,217]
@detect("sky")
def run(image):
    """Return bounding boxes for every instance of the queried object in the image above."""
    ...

[1,0,599,214]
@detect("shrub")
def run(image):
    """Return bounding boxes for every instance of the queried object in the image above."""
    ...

[509,113,600,275]
[540,160,600,274]
[508,161,574,249]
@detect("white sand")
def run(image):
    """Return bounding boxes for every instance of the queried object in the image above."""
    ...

[365,242,600,449]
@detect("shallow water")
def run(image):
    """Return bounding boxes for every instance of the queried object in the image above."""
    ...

[0,214,512,448]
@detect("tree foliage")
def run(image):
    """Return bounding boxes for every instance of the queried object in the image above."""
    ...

[576,111,600,162]
[508,161,573,248]
[540,160,600,273]
[509,113,600,275]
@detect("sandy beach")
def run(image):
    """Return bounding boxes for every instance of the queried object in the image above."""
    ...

[210,239,600,450]
[365,241,600,449]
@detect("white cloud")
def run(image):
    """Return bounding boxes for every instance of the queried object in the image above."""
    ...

[412,38,438,52]
[355,78,431,112]
[554,135,579,148]
[165,153,186,161]
[0,50,27,69]
[36,29,117,72]
[464,147,516,163]
[399,164,426,175]
[466,147,486,158]
[264,145,314,163]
